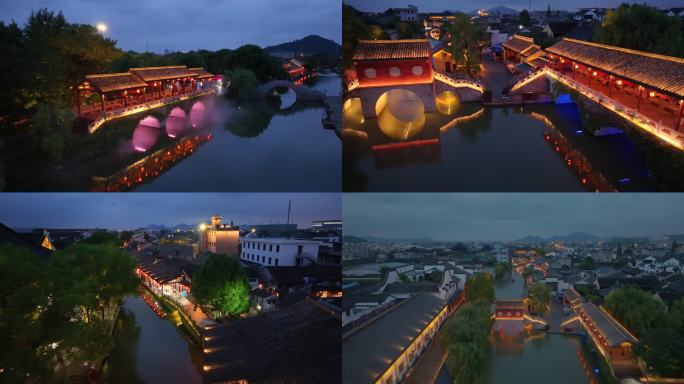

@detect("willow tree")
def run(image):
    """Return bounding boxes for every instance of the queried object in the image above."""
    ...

[595,4,684,57]
[443,302,493,384]
[447,13,486,76]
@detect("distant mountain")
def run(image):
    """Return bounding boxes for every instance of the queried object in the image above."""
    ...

[264,35,341,56]
[356,235,440,244]
[144,223,198,232]
[470,6,519,15]
[343,235,368,243]
[515,232,600,243]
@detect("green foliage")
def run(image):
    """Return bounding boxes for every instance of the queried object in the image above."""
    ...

[466,272,495,304]
[81,230,122,247]
[343,4,370,68]
[191,254,249,317]
[395,21,420,39]
[0,242,137,381]
[579,256,595,270]
[368,25,387,40]
[518,10,532,27]
[604,285,666,337]
[494,262,510,282]
[447,13,486,75]
[634,326,684,377]
[528,282,551,313]
[225,68,259,101]
[41,133,66,162]
[595,4,684,57]
[31,101,75,163]
[443,302,493,384]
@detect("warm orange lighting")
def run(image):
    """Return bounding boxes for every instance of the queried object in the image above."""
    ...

[616,80,622,86]
[592,71,597,76]
[649,91,655,97]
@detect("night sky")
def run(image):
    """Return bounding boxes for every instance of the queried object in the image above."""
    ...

[0,193,341,230]
[0,0,341,52]
[344,193,684,241]
[345,0,681,13]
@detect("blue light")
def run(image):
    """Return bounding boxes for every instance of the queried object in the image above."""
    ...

[575,130,583,135]
[618,178,631,184]
[594,368,599,374]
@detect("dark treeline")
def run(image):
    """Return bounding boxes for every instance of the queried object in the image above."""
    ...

[0,8,287,119]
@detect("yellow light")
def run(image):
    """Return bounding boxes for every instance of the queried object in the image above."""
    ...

[199,223,206,231]
[617,80,622,86]
[96,23,107,33]
[649,91,655,97]
[592,71,597,76]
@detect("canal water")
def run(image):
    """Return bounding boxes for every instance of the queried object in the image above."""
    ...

[344,100,651,192]
[135,74,341,192]
[435,272,606,384]
[104,296,202,384]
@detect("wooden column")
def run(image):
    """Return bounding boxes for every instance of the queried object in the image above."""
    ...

[676,101,684,132]
[100,93,105,112]
[123,91,128,108]
[608,76,613,97]
[637,87,643,111]
[76,89,81,116]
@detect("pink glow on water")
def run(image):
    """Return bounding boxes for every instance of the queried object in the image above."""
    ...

[166,107,187,138]
[132,116,161,152]
[189,101,206,128]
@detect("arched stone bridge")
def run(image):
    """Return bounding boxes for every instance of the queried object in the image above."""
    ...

[252,80,326,101]
[347,73,485,119]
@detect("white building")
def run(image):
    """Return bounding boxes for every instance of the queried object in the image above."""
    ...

[495,247,510,263]
[240,238,320,266]
[394,5,418,21]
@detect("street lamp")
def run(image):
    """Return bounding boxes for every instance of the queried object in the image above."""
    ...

[199,223,206,231]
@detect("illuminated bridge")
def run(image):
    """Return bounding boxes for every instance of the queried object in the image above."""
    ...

[493,299,548,336]
[509,38,684,150]
[346,39,484,121]
[560,301,640,379]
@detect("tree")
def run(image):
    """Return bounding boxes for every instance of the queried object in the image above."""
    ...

[368,25,387,40]
[395,21,419,39]
[528,282,551,313]
[224,68,259,101]
[443,302,493,384]
[595,4,684,57]
[604,285,666,337]
[494,262,510,281]
[518,10,531,27]
[466,272,495,303]
[81,230,122,247]
[31,101,75,163]
[0,161,6,191]
[342,4,370,68]
[191,254,249,318]
[579,256,595,270]
[634,298,684,377]
[448,13,486,76]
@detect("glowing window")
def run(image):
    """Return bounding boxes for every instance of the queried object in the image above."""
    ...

[389,66,401,77]
[412,65,424,76]
[364,68,377,78]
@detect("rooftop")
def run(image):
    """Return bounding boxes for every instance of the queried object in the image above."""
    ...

[546,38,684,99]
[579,302,638,347]
[353,39,432,61]
[203,298,340,383]
[342,292,445,383]
[503,34,537,53]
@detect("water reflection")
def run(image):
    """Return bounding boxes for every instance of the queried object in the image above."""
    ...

[265,86,297,110]
[436,90,460,115]
[189,101,207,128]
[132,116,161,152]
[166,107,187,138]
[376,89,426,140]
[224,103,274,138]
[104,308,144,384]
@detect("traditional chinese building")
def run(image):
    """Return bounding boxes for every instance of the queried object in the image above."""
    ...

[502,35,539,63]
[545,38,684,133]
[75,65,216,120]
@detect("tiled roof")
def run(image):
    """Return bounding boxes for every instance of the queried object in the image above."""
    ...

[546,38,684,98]
[503,35,537,53]
[84,73,148,93]
[579,302,638,347]
[203,298,339,383]
[129,66,198,82]
[189,67,214,79]
[353,39,431,61]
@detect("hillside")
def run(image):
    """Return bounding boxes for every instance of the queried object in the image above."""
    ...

[264,35,340,56]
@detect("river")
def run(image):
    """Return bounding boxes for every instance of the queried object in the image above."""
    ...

[104,296,202,384]
[343,100,651,192]
[435,272,606,384]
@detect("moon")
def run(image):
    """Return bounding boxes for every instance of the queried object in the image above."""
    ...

[96,23,107,33]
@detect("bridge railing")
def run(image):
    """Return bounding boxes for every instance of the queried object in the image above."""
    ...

[433,72,485,93]
[546,68,684,150]
[346,79,360,92]
[509,67,548,93]
[86,89,214,134]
